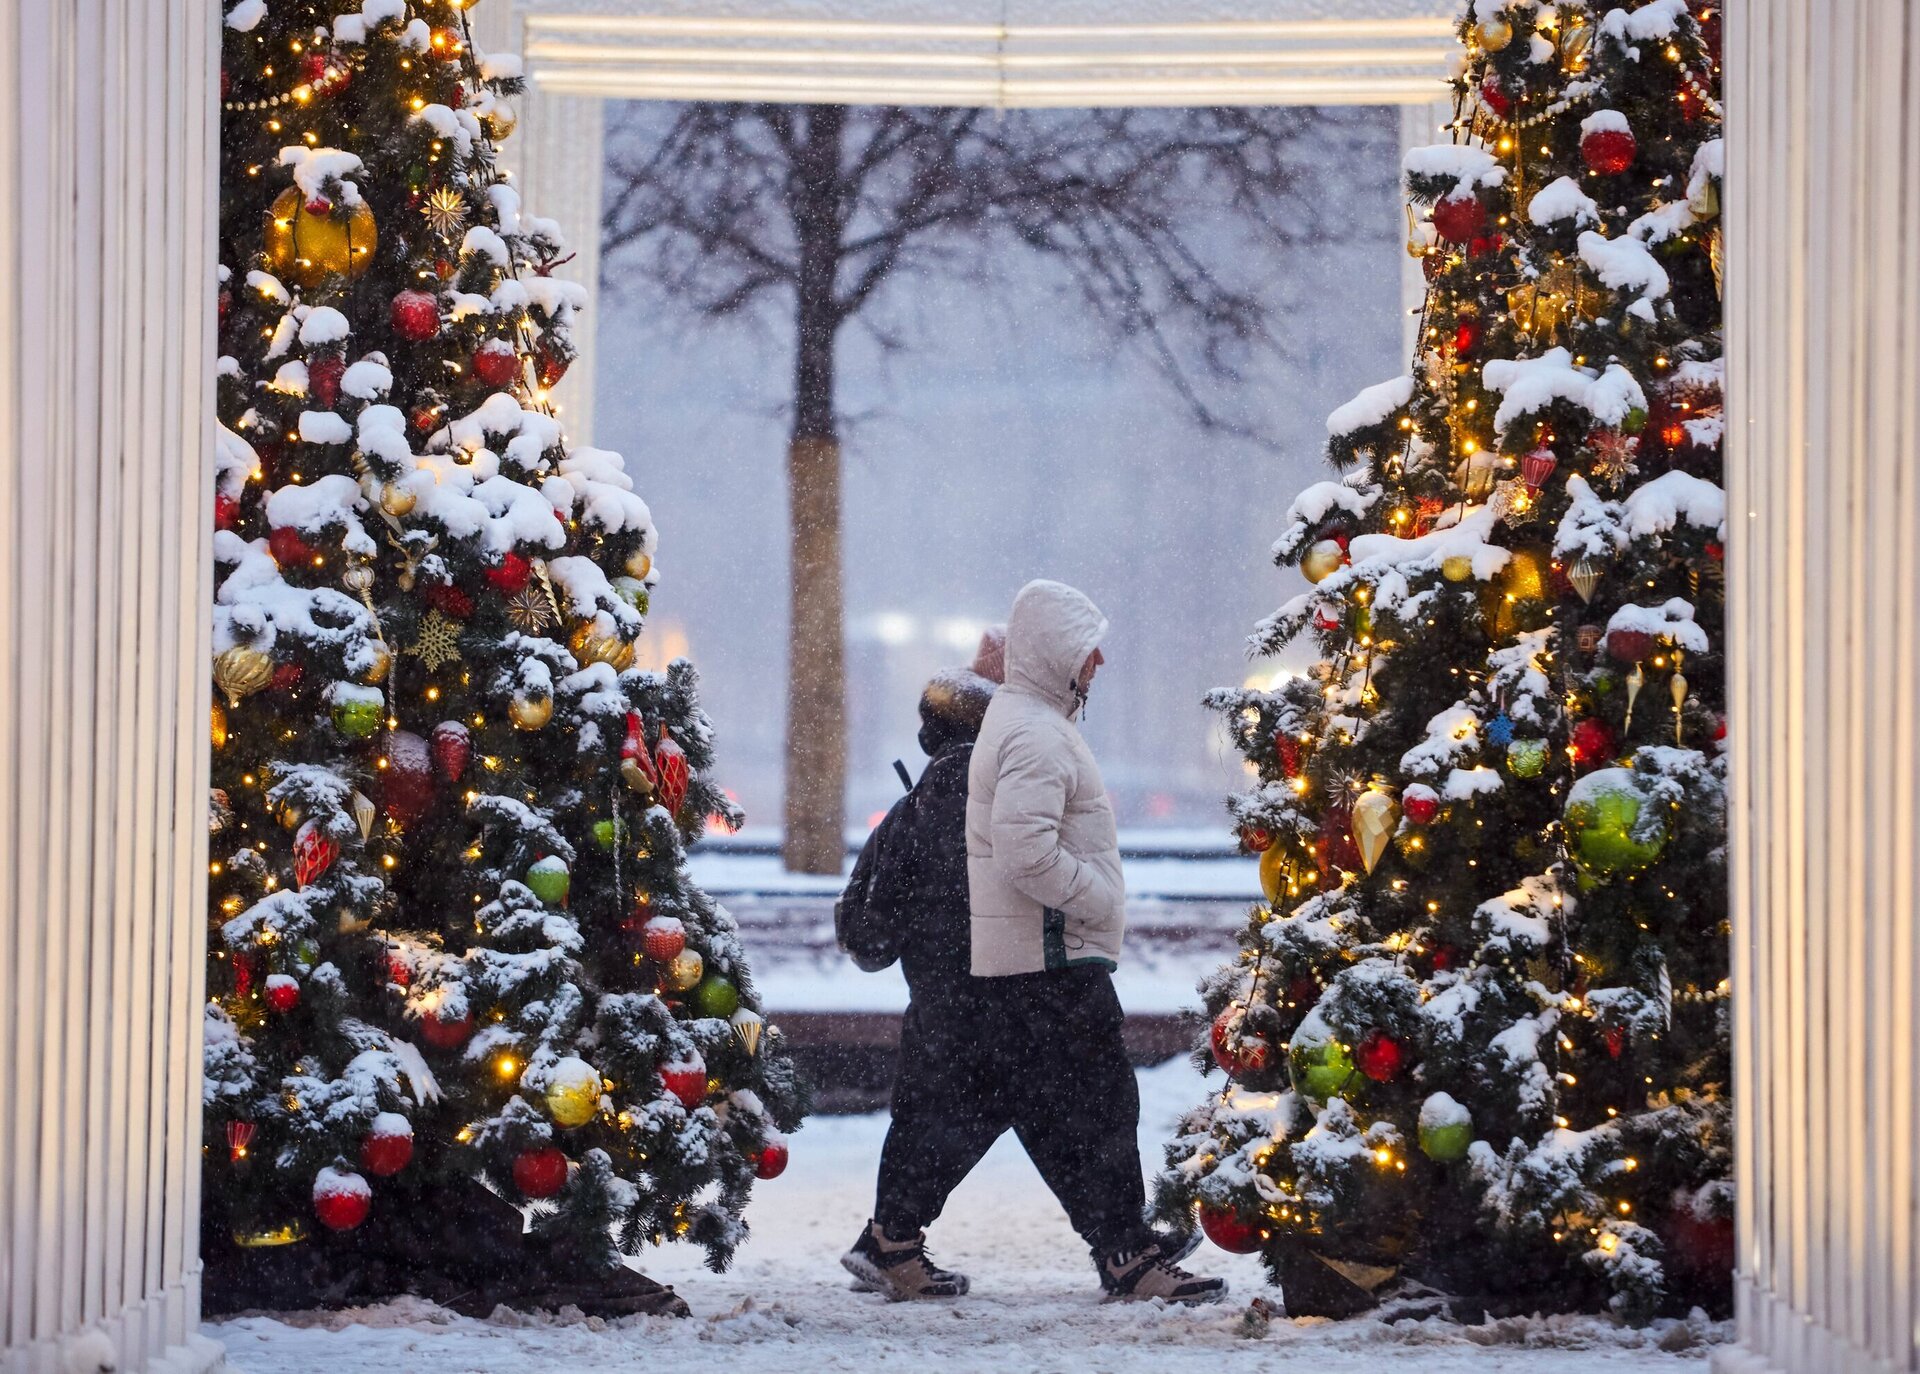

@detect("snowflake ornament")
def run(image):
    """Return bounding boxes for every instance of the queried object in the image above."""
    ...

[406,609,464,669]
[506,587,555,633]
[1590,428,1640,483]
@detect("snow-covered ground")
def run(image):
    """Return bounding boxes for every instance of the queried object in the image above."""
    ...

[209,1060,1725,1373]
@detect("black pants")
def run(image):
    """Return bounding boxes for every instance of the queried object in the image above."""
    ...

[873,966,1146,1260]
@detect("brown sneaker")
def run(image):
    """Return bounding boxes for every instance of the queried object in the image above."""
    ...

[1100,1237,1229,1305]
[840,1221,971,1301]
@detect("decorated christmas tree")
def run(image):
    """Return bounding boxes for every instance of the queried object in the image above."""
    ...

[204,0,804,1303]
[1155,0,1727,1322]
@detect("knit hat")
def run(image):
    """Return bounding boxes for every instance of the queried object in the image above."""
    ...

[918,667,997,756]
[971,624,1008,685]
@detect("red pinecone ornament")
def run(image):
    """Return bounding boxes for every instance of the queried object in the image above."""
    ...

[381,730,434,829]
[484,551,532,596]
[1570,717,1617,768]
[430,721,471,782]
[642,918,687,965]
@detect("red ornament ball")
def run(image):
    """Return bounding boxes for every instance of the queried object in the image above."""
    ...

[420,1007,473,1051]
[1581,127,1637,176]
[313,1169,371,1232]
[755,1138,790,1180]
[268,525,318,569]
[660,1064,707,1110]
[1604,1025,1628,1060]
[380,729,434,829]
[271,660,304,692]
[1431,191,1488,245]
[1198,1202,1263,1254]
[472,340,521,389]
[386,952,412,988]
[390,289,441,342]
[1429,944,1461,973]
[1209,1006,1272,1077]
[360,1117,414,1177]
[300,53,330,85]
[513,1146,569,1199]
[214,492,239,532]
[264,975,301,1014]
[1354,1028,1406,1083]
[484,551,532,596]
[1570,717,1617,768]
[1480,78,1511,118]
[1607,627,1657,663]
[1240,824,1274,854]
[1452,316,1480,357]
[304,196,334,217]
[1402,784,1441,826]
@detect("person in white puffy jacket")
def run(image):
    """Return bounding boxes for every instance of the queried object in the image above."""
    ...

[965,579,1225,1305]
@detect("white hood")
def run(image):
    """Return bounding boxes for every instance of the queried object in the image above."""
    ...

[1003,579,1108,716]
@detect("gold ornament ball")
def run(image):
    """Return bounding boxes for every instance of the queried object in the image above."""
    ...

[482,103,518,141]
[1477,17,1514,50]
[544,1056,602,1128]
[570,622,637,673]
[263,186,377,289]
[1441,553,1475,583]
[213,644,274,706]
[359,641,393,685]
[1300,539,1346,585]
[1258,843,1290,905]
[341,562,374,595]
[510,692,554,730]
[211,700,229,748]
[625,549,652,580]
[379,483,417,517]
[665,948,704,992]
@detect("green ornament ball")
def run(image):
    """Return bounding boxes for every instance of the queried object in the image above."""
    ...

[1565,767,1669,876]
[526,856,571,906]
[693,974,740,1020]
[331,690,384,739]
[1418,1093,1473,1162]
[1623,406,1649,435]
[610,576,650,615]
[591,818,625,851]
[1288,1033,1356,1104]
[1506,737,1549,778]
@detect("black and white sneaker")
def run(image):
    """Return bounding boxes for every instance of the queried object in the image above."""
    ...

[1099,1236,1229,1305]
[841,1221,970,1301]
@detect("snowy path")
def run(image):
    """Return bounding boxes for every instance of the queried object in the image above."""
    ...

[210,1061,1723,1373]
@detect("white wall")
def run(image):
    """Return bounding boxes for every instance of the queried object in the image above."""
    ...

[1717,4,1919,1374]
[0,3,223,1372]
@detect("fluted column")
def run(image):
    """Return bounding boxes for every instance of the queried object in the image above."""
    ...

[1717,4,1919,1373]
[0,3,222,1372]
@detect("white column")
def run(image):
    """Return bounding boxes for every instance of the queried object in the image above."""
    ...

[511,85,605,447]
[1714,4,1917,1374]
[0,4,223,1373]
[472,1,605,446]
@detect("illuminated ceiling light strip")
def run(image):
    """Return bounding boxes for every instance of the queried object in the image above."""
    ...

[526,14,1456,43]
[525,42,1453,72]
[534,67,1450,104]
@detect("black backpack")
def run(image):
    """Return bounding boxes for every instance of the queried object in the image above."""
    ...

[835,794,905,972]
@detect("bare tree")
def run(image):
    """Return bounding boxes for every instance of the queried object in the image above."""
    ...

[603,103,1387,873]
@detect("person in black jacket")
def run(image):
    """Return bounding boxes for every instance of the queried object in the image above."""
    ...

[838,669,1002,1300]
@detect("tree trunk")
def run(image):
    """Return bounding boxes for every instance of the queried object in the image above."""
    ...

[782,108,848,874]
